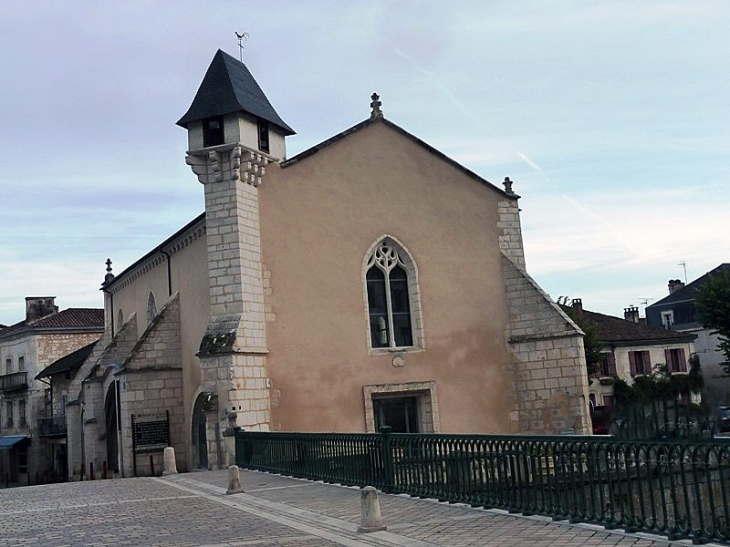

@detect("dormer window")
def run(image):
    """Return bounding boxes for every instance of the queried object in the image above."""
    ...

[203,116,224,147]
[257,118,270,153]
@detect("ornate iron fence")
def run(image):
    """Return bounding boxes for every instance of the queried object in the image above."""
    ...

[236,429,730,545]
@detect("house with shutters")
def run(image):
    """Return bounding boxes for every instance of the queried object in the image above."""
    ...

[646,264,730,410]
[567,299,697,430]
[57,49,593,479]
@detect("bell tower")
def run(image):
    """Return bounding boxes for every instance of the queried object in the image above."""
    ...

[177,50,295,453]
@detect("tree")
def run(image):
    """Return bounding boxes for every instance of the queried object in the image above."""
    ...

[695,269,730,377]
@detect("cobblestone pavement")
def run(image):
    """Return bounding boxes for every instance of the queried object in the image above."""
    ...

[0,469,717,547]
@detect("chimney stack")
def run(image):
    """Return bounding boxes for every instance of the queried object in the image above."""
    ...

[25,297,58,322]
[571,298,583,317]
[624,306,640,323]
[668,279,685,294]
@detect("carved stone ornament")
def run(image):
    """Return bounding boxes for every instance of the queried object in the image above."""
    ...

[186,144,269,187]
[392,354,406,367]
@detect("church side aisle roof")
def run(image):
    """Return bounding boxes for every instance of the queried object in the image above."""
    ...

[177,49,295,136]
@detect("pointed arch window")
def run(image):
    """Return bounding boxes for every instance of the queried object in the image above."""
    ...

[147,292,157,326]
[366,240,415,349]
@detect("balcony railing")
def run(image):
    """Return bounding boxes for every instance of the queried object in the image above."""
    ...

[37,415,67,437]
[0,371,28,392]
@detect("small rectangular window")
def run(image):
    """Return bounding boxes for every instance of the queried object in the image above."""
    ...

[203,116,225,147]
[19,399,26,427]
[257,118,270,153]
[661,310,674,329]
[18,356,25,372]
[629,350,651,376]
[5,358,11,375]
[373,396,419,433]
[6,401,14,428]
[666,348,687,373]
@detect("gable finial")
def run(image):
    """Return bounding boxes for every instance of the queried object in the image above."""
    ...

[235,31,249,62]
[104,258,115,285]
[370,92,383,119]
[503,176,515,195]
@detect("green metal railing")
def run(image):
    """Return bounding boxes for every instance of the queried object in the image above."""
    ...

[236,429,730,545]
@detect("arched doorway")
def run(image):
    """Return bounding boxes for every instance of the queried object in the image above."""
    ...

[191,393,209,470]
[104,383,119,473]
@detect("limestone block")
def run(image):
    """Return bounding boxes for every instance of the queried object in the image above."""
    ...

[358,486,387,533]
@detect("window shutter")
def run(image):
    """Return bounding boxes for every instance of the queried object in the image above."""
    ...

[643,351,651,374]
[679,348,687,372]
[629,352,637,376]
[608,352,617,376]
[665,349,674,372]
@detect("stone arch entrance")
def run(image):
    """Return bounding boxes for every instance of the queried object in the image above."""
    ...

[104,382,119,473]
[191,393,209,470]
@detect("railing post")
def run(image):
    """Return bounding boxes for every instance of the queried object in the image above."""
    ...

[379,426,395,494]
[235,429,250,468]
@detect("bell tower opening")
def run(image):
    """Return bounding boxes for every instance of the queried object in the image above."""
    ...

[203,116,225,147]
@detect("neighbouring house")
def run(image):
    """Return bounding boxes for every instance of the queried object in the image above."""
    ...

[646,264,730,410]
[60,49,592,479]
[568,299,697,433]
[0,298,103,483]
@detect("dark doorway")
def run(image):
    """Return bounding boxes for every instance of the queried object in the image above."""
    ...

[191,394,209,470]
[104,383,119,473]
[374,396,419,433]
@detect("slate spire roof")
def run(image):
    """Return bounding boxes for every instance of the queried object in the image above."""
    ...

[177,49,295,136]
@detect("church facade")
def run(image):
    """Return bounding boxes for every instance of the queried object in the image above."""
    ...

[60,50,591,478]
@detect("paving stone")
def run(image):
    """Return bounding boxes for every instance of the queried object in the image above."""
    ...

[0,470,699,547]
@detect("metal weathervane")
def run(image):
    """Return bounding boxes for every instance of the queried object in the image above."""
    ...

[235,32,249,62]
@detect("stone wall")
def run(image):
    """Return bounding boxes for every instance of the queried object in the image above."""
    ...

[502,255,591,434]
[115,294,185,476]
[121,369,184,476]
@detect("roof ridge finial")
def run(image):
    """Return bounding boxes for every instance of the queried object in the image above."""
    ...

[104,258,114,285]
[503,176,515,195]
[370,92,383,120]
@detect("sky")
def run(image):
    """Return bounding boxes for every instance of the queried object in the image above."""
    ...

[1,1,729,326]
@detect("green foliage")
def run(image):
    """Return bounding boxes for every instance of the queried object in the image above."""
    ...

[695,270,730,376]
[613,356,704,412]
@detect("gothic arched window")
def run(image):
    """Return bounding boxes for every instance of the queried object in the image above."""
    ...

[147,292,157,326]
[366,240,415,349]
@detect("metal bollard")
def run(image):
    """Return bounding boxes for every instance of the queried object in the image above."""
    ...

[357,486,387,533]
[150,455,155,476]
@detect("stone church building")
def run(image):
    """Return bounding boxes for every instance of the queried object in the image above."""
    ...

[56,50,590,478]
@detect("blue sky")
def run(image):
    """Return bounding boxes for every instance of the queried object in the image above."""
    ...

[1,1,728,325]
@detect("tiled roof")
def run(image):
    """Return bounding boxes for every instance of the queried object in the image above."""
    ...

[177,49,295,135]
[0,308,104,340]
[36,340,98,379]
[579,308,695,345]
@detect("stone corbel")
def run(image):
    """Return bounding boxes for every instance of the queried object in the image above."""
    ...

[186,144,270,186]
